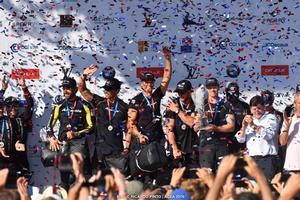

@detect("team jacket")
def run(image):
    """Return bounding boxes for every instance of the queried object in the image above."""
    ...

[46,97,93,141]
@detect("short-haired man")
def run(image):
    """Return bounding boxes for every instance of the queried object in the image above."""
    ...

[236,95,279,180]
[47,77,93,190]
[127,48,172,181]
[198,77,235,172]
[165,80,198,168]
[127,48,172,145]
[79,65,130,172]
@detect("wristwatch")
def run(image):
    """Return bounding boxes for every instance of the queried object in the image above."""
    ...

[175,109,180,114]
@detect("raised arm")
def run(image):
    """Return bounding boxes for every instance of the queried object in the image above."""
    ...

[18,78,33,121]
[78,64,98,102]
[159,47,172,94]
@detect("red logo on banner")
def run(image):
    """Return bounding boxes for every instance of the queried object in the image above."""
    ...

[11,69,40,79]
[136,67,164,78]
[261,65,289,76]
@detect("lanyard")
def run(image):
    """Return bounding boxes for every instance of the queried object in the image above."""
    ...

[179,100,190,112]
[66,100,77,126]
[142,93,155,118]
[1,119,5,142]
[208,97,221,123]
[107,99,119,122]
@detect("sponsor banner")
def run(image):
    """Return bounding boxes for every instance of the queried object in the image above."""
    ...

[11,69,40,79]
[10,43,39,53]
[261,65,289,76]
[261,42,288,50]
[261,17,286,25]
[136,67,164,78]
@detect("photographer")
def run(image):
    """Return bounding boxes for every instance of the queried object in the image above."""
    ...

[235,95,279,181]
[46,77,93,190]
[165,80,198,168]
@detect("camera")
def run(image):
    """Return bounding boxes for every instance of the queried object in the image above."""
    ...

[16,169,33,181]
[235,156,247,170]
[233,156,247,184]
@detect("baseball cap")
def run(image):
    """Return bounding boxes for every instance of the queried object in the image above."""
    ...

[4,96,19,106]
[175,80,192,93]
[60,77,77,88]
[140,71,155,82]
[225,82,239,97]
[205,77,219,88]
[101,78,122,91]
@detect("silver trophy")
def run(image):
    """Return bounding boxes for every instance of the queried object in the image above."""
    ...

[200,115,209,131]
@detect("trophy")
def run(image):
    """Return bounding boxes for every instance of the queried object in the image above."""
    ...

[200,115,209,131]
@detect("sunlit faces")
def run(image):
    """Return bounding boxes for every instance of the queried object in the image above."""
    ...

[104,89,119,100]
[178,90,191,101]
[63,86,77,100]
[141,80,155,94]
[250,104,265,119]
[206,85,219,98]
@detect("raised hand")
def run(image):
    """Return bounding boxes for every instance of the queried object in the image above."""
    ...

[162,47,171,60]
[170,167,186,188]
[83,64,98,77]
[0,168,9,189]
[16,177,30,200]
[18,77,26,88]
[196,168,214,188]
[216,154,237,177]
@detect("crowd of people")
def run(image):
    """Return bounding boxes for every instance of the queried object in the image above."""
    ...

[1,48,300,199]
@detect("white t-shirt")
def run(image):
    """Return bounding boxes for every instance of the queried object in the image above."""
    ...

[282,116,300,171]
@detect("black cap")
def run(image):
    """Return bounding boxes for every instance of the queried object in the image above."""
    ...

[296,84,300,93]
[175,80,192,93]
[225,82,239,98]
[205,77,219,88]
[60,77,77,88]
[4,96,19,106]
[101,78,122,91]
[140,71,155,82]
